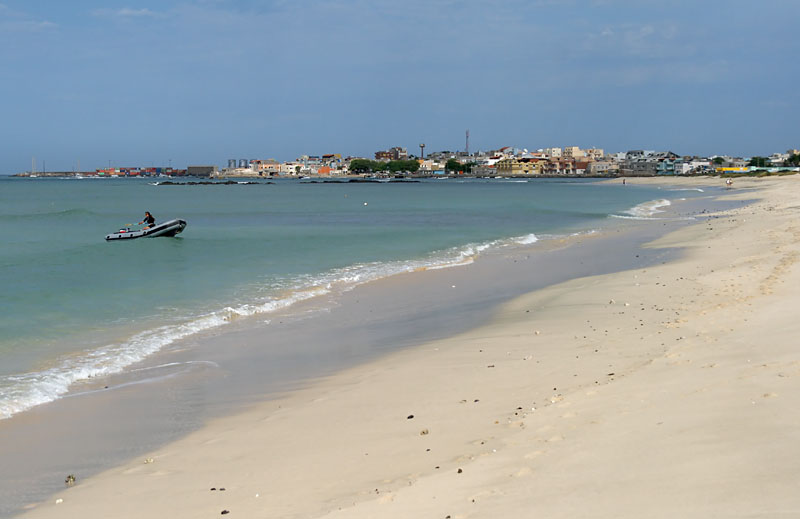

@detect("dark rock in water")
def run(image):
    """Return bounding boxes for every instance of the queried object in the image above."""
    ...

[157,180,272,186]
[300,179,420,184]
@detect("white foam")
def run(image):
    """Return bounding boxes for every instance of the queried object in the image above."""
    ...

[619,198,671,219]
[0,288,329,420]
[610,214,663,221]
[514,233,539,245]
[0,231,552,419]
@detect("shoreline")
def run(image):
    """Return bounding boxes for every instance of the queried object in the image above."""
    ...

[3,197,699,515]
[17,176,800,517]
[0,179,689,424]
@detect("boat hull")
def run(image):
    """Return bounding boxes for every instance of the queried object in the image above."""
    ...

[105,219,187,241]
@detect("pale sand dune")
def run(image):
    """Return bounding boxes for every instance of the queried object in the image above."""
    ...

[21,176,800,518]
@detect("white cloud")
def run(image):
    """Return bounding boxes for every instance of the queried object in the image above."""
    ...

[91,8,164,19]
[0,4,56,32]
[582,22,690,59]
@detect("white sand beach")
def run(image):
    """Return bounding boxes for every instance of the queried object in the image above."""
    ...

[20,176,800,518]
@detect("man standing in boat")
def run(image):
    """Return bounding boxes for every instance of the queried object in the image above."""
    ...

[139,211,155,230]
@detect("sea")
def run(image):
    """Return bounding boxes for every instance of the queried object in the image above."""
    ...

[0,176,709,422]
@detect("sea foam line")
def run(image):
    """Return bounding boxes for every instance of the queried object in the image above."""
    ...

[0,289,325,420]
[609,198,672,220]
[0,231,547,420]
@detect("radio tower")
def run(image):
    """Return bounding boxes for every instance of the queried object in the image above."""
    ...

[465,129,470,156]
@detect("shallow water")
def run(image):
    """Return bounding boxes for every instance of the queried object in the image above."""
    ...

[0,176,709,420]
[0,176,738,517]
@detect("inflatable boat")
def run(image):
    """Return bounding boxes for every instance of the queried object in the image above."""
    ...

[105,219,187,241]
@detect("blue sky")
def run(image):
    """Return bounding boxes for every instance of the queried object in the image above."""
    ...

[1,0,798,173]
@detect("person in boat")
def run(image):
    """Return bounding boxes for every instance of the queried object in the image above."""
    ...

[139,211,155,230]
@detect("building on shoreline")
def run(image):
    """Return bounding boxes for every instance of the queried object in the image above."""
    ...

[375,147,408,161]
[13,144,798,179]
[186,166,217,177]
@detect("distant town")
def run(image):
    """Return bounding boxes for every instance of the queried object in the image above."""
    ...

[14,142,800,179]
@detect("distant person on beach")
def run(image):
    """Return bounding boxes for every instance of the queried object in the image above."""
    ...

[622,178,626,185]
[139,211,155,229]
[725,178,733,188]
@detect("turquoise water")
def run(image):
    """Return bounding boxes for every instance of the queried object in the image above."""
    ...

[0,176,706,419]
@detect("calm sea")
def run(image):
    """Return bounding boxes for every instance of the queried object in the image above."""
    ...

[0,176,706,420]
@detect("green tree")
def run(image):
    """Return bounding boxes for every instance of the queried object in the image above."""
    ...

[386,160,420,173]
[786,154,800,166]
[748,156,768,168]
[445,159,476,173]
[712,157,726,165]
[386,161,403,173]
[445,159,462,171]
[349,159,375,173]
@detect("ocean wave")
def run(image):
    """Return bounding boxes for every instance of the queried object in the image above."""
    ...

[0,229,559,420]
[514,233,539,245]
[617,198,671,219]
[1,208,100,220]
[0,289,327,420]
[609,214,662,221]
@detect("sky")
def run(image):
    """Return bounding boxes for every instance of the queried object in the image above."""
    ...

[0,0,798,173]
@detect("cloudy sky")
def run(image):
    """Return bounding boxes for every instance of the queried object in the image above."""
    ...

[1,0,797,172]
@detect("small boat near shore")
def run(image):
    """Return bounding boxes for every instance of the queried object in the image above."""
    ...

[105,219,187,241]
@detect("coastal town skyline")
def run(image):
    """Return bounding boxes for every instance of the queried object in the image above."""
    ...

[1,0,798,173]
[15,142,800,178]
[8,138,800,176]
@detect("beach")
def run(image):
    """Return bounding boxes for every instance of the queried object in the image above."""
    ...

[15,176,800,518]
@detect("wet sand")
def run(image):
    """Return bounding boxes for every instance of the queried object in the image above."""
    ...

[14,176,800,518]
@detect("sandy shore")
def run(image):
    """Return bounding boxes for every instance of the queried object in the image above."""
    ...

[20,176,800,518]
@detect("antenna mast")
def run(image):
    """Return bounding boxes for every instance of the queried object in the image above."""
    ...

[466,129,470,156]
